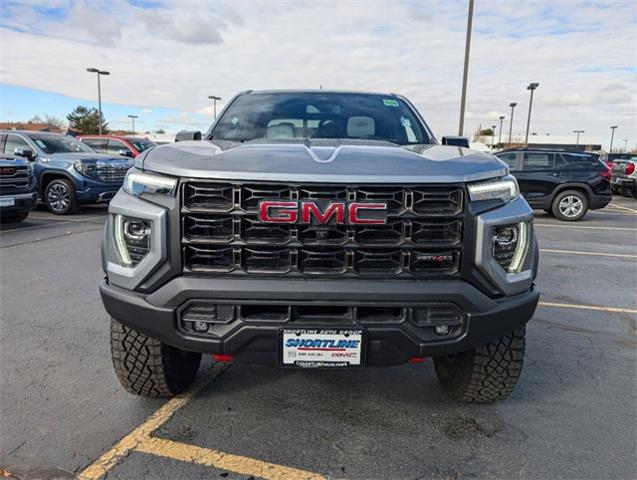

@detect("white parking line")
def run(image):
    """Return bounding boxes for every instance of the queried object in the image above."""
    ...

[535,223,637,231]
[540,248,637,259]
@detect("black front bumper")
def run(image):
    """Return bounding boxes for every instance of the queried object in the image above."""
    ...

[0,191,38,214]
[100,277,539,366]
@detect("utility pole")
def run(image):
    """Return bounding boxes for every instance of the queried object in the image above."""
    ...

[458,0,474,136]
[208,96,221,119]
[623,139,628,151]
[508,102,517,145]
[86,68,110,135]
[128,115,138,136]
[524,83,539,145]
[573,129,584,146]
[498,115,505,146]
[609,125,618,152]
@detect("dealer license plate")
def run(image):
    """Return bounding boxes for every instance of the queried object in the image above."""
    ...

[281,328,363,367]
[0,196,15,207]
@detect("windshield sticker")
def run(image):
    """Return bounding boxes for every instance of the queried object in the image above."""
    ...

[35,140,46,148]
[400,116,411,128]
[383,99,399,107]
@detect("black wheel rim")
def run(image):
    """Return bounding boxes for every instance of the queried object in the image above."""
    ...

[47,183,70,213]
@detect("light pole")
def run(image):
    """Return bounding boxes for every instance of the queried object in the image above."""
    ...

[208,95,221,119]
[623,139,628,151]
[498,115,505,146]
[458,0,474,136]
[508,102,517,145]
[573,129,584,146]
[491,125,497,148]
[609,125,618,152]
[128,115,138,136]
[524,82,539,145]
[86,68,110,135]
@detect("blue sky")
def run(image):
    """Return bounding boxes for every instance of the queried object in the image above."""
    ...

[0,0,635,148]
[0,84,212,133]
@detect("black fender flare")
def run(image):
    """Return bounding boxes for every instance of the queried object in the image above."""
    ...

[547,182,593,207]
[39,171,76,197]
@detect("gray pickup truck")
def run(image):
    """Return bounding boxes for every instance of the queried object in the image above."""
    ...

[100,90,539,402]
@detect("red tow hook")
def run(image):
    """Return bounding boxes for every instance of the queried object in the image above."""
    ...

[212,353,235,362]
[408,356,427,364]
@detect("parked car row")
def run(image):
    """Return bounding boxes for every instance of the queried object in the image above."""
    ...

[0,127,626,225]
[601,152,637,198]
[0,131,156,222]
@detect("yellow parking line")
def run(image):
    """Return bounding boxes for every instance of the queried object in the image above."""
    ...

[535,223,637,231]
[137,437,326,480]
[77,364,227,480]
[539,301,637,315]
[540,248,637,259]
[608,203,637,214]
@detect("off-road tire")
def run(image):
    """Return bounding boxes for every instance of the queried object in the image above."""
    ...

[551,189,588,221]
[44,178,78,215]
[434,328,525,403]
[111,319,202,397]
[0,210,29,224]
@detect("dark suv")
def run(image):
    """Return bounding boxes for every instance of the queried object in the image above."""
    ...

[495,148,612,221]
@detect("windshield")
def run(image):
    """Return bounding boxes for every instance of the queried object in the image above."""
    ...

[212,92,430,145]
[128,137,156,152]
[29,133,94,154]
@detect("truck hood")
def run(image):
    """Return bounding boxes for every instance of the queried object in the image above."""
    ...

[0,155,30,167]
[140,140,507,183]
[48,152,130,163]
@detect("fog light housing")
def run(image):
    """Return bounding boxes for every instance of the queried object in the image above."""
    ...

[114,215,151,267]
[192,321,210,333]
[493,222,528,273]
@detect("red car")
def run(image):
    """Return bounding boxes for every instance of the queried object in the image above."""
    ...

[78,135,156,158]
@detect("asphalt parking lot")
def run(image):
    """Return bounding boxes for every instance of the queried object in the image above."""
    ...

[1,199,636,480]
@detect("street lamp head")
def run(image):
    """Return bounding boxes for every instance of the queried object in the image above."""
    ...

[527,82,540,90]
[610,125,618,129]
[128,115,138,119]
[208,95,221,101]
[499,115,505,120]
[509,102,517,108]
[87,67,109,75]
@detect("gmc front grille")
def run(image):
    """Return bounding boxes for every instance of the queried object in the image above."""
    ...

[181,181,464,278]
[0,165,31,190]
[96,165,128,183]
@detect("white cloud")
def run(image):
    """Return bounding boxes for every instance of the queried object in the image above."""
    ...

[0,0,635,146]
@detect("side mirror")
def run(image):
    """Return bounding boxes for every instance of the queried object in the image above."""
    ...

[441,136,470,148]
[175,130,202,142]
[14,148,35,160]
[118,149,134,158]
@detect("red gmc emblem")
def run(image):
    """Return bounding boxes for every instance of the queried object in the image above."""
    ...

[0,167,16,175]
[258,200,387,225]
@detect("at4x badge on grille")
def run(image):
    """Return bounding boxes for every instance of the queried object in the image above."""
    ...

[258,200,388,225]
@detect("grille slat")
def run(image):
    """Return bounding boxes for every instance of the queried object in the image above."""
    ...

[182,181,464,278]
[96,164,129,183]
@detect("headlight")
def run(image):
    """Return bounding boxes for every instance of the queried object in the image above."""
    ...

[114,215,151,267]
[123,170,177,197]
[468,176,519,203]
[492,222,529,273]
[74,160,96,177]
